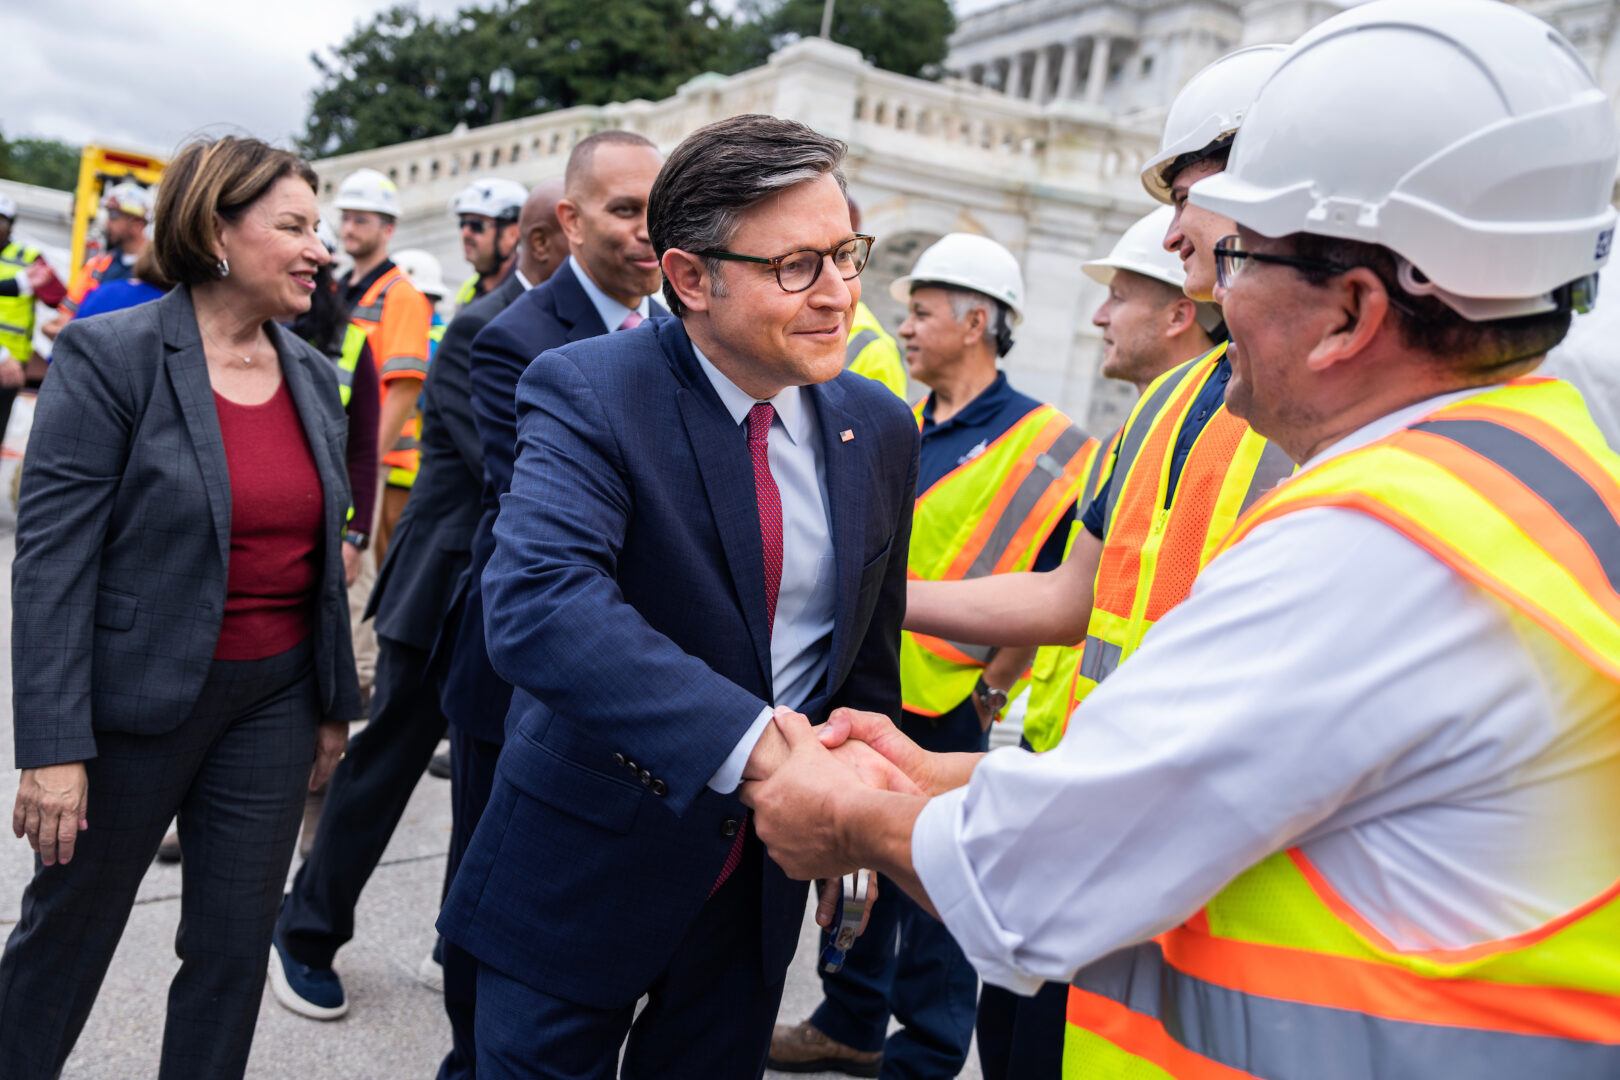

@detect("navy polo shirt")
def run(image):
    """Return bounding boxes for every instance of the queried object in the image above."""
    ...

[1081,354,1232,538]
[918,371,1076,574]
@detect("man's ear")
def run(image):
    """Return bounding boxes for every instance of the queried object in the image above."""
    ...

[961,305,990,349]
[1307,267,1389,374]
[556,199,585,250]
[1164,297,1200,339]
[662,250,711,314]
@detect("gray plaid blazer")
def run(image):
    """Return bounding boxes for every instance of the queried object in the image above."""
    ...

[11,286,362,770]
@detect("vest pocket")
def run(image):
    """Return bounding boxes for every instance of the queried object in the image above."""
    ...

[93,587,139,631]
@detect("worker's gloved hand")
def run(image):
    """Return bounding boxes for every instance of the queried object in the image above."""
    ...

[12,266,34,298]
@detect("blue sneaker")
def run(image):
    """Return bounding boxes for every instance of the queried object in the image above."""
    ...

[268,934,348,1020]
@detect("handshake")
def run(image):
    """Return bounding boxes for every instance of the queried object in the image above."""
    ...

[739,708,972,903]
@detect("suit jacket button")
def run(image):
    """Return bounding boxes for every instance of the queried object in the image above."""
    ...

[625,759,638,773]
[650,779,667,796]
[721,818,740,838]
[613,752,627,768]
[639,769,652,786]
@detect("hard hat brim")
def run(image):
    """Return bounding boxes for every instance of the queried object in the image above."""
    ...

[889,274,1025,324]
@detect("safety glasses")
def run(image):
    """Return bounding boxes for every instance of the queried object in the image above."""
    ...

[1213,234,1353,289]
[459,216,490,235]
[694,235,874,294]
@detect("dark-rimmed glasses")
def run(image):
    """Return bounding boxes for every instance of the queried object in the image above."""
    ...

[459,216,490,235]
[694,235,874,294]
[1213,234,1352,289]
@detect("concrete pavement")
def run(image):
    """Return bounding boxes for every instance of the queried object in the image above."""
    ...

[0,457,989,1079]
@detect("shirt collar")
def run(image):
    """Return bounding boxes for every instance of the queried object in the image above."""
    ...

[690,342,810,446]
[1300,385,1495,474]
[569,254,650,332]
[921,370,1010,432]
[515,268,532,291]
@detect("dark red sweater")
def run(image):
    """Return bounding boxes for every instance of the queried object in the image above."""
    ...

[212,382,325,660]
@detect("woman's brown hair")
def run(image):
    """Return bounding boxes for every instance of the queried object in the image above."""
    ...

[153,136,318,286]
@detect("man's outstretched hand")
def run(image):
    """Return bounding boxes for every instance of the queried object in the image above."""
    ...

[816,708,939,795]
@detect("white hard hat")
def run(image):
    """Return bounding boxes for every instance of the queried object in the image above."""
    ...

[103,181,154,220]
[0,193,14,220]
[1192,0,1618,322]
[334,168,401,218]
[1141,44,1289,205]
[393,248,448,300]
[449,179,528,223]
[890,233,1025,323]
[315,218,337,255]
[1084,208,1185,290]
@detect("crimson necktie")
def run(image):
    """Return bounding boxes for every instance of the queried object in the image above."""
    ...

[711,402,781,896]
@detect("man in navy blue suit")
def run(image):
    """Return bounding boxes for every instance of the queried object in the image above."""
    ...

[437,115,921,1078]
[437,130,668,1077]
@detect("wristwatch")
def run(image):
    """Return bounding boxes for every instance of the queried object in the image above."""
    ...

[342,529,370,551]
[973,676,1008,717]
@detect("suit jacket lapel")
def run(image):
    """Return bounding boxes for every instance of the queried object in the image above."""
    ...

[160,288,232,570]
[811,377,866,687]
[551,262,609,343]
[664,323,775,692]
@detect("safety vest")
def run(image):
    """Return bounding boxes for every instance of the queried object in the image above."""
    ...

[0,242,40,362]
[63,250,127,314]
[330,323,366,409]
[1064,376,1620,1080]
[1020,428,1117,752]
[455,273,479,311]
[901,398,1092,717]
[845,301,907,399]
[1065,344,1293,717]
[350,266,430,489]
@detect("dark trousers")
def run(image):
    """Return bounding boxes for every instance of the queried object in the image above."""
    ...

[439,724,501,1080]
[277,636,445,968]
[0,641,320,1080]
[975,980,1067,1080]
[811,701,987,1080]
[473,831,784,1080]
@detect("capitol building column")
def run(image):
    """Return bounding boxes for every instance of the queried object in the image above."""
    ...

[1055,39,1081,101]
[1084,36,1112,104]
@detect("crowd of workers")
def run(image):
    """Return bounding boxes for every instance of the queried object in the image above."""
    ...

[0,0,1616,1077]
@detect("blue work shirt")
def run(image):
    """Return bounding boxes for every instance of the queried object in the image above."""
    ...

[1081,354,1231,538]
[918,371,1076,574]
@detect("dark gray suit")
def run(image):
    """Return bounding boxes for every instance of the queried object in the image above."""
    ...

[0,286,361,1079]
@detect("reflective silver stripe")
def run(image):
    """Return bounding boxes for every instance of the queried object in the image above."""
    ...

[1076,634,1120,683]
[1072,941,1619,1080]
[332,364,354,389]
[351,302,385,322]
[391,433,420,453]
[937,638,994,663]
[1239,439,1295,515]
[1412,418,1620,595]
[380,355,430,378]
[1081,431,1113,502]
[961,423,1089,581]
[1103,356,1200,536]
[0,322,29,337]
[846,328,881,367]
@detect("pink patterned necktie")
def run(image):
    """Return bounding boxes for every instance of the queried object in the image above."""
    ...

[711,401,781,897]
[618,310,643,331]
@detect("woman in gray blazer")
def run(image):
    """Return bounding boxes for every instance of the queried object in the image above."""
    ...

[0,136,362,1079]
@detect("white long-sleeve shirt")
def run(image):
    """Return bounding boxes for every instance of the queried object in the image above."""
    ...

[912,390,1620,994]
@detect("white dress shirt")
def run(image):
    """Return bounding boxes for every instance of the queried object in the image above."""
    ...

[912,388,1620,994]
[569,254,651,331]
[692,345,838,794]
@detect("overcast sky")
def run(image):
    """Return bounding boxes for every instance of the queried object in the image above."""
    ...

[7,0,999,157]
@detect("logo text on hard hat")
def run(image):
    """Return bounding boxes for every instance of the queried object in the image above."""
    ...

[1596,229,1613,261]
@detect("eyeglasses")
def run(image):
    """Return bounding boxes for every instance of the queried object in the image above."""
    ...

[459,216,489,235]
[694,235,874,294]
[1213,234,1353,289]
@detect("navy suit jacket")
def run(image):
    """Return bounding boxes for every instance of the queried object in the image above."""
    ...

[437,316,918,1007]
[368,272,525,653]
[440,261,666,743]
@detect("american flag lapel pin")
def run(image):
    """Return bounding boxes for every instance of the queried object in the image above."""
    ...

[840,429,855,443]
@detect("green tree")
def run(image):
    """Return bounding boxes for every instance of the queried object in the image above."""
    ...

[301,0,737,158]
[729,0,955,79]
[0,131,80,191]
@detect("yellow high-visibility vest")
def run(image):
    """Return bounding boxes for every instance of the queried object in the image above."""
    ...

[845,301,907,399]
[1065,376,1620,1080]
[0,242,41,362]
[901,399,1092,717]
[1066,344,1292,716]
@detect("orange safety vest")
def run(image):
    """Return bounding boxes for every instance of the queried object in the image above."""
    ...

[901,398,1093,717]
[1019,427,1118,752]
[1064,345,1292,723]
[1064,376,1620,1079]
[62,252,121,314]
[350,265,432,488]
